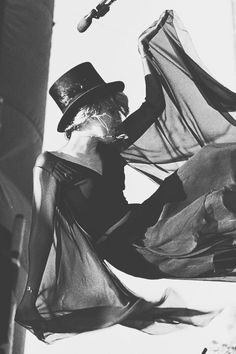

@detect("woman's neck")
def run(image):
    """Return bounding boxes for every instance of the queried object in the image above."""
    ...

[58,133,100,157]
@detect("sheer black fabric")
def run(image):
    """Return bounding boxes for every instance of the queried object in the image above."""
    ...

[120,10,236,281]
[122,10,236,173]
[16,150,217,342]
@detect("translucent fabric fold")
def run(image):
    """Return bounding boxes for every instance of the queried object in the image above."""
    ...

[122,10,236,177]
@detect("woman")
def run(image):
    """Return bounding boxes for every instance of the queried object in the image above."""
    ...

[16,32,195,340]
[19,16,236,343]
[16,12,236,339]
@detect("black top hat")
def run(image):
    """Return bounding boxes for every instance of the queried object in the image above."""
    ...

[49,62,125,132]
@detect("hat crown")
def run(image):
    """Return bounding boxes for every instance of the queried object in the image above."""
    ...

[49,62,105,112]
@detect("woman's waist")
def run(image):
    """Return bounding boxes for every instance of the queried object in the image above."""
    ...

[95,204,142,245]
[72,203,131,240]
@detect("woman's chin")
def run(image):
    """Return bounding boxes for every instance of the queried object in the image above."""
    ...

[99,135,116,144]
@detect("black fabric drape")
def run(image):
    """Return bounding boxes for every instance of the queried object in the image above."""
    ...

[122,10,236,178]
[121,10,236,281]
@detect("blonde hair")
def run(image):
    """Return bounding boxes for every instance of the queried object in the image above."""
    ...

[65,92,129,139]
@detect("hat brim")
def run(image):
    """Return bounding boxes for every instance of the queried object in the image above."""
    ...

[57,81,125,132]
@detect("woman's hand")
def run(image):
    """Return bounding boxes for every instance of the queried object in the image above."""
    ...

[138,33,149,58]
[138,20,159,58]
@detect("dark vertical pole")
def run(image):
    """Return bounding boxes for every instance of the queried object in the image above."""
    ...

[0,224,12,354]
[0,0,6,46]
[231,0,236,83]
[0,215,25,354]
[0,0,6,131]
[0,1,55,353]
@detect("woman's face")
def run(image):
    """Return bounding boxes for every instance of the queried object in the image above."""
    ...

[88,106,123,143]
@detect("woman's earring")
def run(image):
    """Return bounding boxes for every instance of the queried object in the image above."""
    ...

[115,133,129,140]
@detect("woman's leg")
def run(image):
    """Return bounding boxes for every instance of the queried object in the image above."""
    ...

[16,167,57,321]
[16,227,54,321]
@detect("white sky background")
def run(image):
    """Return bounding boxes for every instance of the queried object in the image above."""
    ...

[25,0,236,353]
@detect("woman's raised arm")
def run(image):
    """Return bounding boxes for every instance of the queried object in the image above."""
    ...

[117,32,165,150]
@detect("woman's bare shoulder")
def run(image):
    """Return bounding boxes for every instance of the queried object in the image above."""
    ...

[34,151,57,173]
